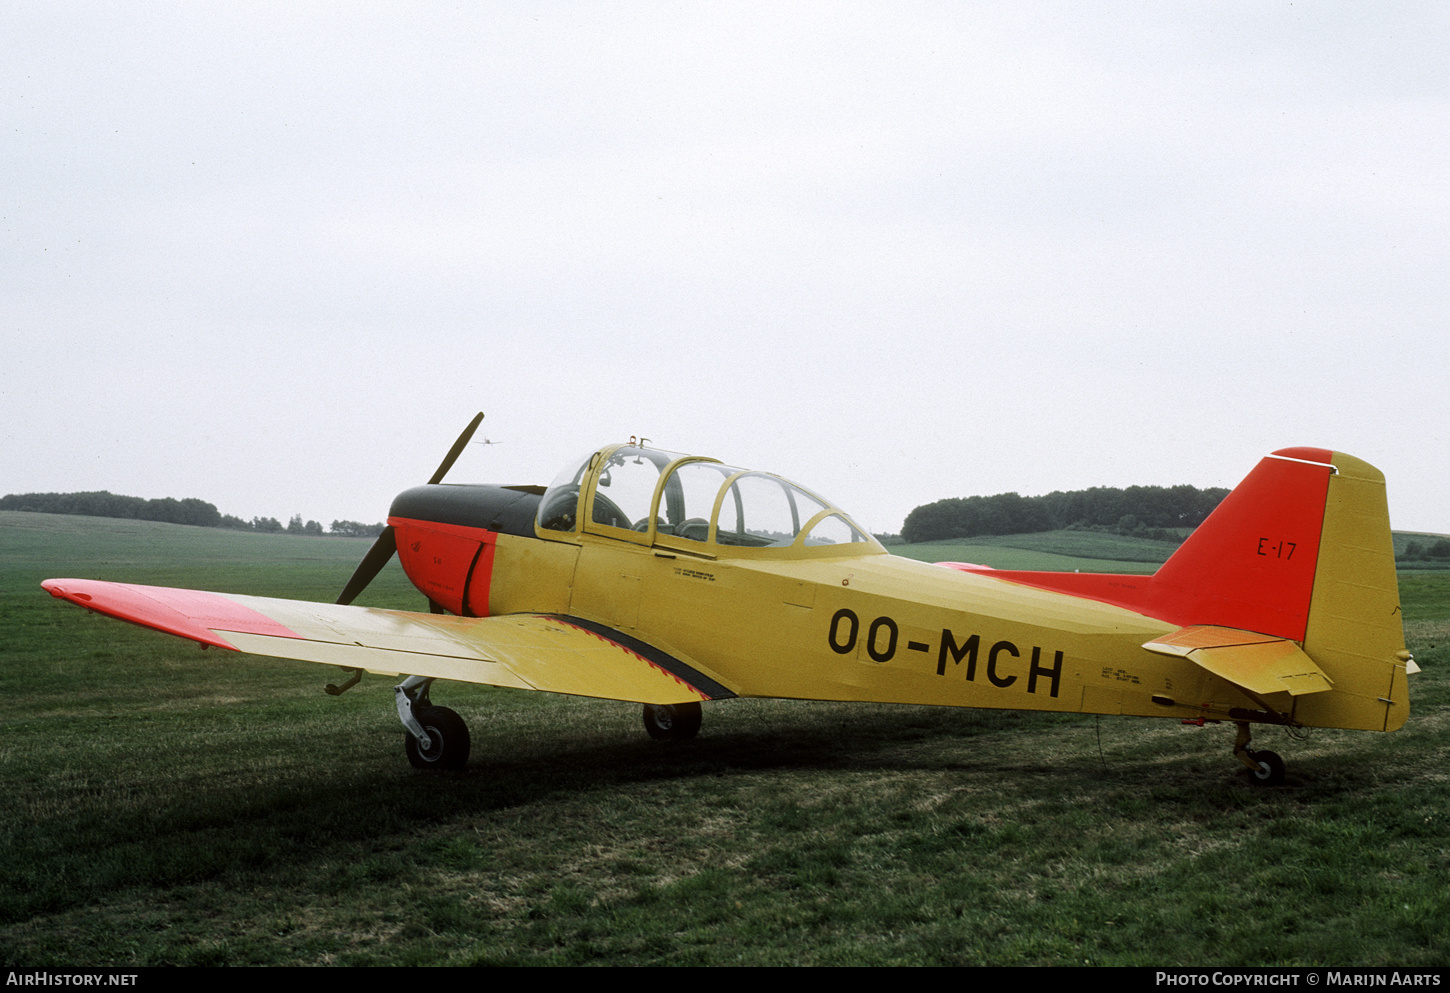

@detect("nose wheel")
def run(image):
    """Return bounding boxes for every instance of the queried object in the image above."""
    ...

[396,676,471,770]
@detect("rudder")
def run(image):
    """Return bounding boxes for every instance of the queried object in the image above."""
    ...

[1297,452,1411,731]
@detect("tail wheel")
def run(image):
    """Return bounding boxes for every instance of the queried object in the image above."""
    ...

[642,702,702,741]
[1247,749,1285,786]
[404,706,471,770]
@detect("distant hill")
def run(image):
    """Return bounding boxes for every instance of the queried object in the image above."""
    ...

[901,483,1230,544]
[0,490,221,527]
[1392,531,1450,567]
[0,490,382,537]
[891,527,1450,572]
[888,529,1176,574]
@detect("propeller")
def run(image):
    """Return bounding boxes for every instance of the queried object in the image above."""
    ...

[335,412,484,606]
[427,411,485,485]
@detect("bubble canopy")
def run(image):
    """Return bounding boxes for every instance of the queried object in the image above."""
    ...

[536,444,878,553]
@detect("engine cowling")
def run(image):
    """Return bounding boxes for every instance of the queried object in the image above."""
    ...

[387,484,543,616]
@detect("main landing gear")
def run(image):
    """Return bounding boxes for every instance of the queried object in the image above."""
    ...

[1232,721,1285,786]
[642,702,702,741]
[390,680,704,770]
[396,675,471,770]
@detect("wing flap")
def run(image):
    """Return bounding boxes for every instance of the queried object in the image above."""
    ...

[1143,624,1333,697]
[43,579,719,705]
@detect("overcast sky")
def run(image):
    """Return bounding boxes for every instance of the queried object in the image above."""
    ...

[5,3,1447,536]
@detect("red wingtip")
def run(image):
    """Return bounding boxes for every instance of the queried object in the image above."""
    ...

[41,579,301,650]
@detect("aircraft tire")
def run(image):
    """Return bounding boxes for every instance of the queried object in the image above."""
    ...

[642,702,702,741]
[404,706,471,770]
[1247,749,1285,786]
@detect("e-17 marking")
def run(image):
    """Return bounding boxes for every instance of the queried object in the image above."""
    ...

[827,608,1062,697]
[1257,537,1296,559]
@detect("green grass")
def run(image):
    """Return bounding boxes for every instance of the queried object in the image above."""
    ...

[2,511,1448,965]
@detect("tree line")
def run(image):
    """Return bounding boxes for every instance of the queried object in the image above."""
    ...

[2,491,384,537]
[901,483,1231,544]
[1398,538,1450,562]
[1,490,224,527]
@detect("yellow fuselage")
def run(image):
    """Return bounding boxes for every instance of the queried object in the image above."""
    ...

[487,530,1405,731]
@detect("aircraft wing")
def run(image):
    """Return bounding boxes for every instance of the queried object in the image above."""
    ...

[1142,625,1333,698]
[41,579,728,705]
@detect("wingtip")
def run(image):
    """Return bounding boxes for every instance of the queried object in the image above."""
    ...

[41,578,88,601]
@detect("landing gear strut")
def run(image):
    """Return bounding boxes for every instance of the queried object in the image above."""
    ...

[396,675,471,770]
[1232,721,1285,786]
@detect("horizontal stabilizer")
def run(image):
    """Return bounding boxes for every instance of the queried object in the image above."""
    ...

[1143,625,1334,698]
[42,579,725,705]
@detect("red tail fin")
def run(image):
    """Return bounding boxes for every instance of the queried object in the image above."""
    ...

[1147,448,1333,639]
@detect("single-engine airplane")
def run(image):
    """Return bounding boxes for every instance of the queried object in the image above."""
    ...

[43,414,1416,784]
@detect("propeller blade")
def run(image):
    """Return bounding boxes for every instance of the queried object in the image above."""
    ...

[335,412,484,605]
[428,411,484,485]
[336,525,397,605]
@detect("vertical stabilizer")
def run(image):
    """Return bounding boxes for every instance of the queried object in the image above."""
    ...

[1296,453,1410,731]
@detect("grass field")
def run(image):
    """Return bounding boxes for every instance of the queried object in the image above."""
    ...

[2,511,1448,966]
